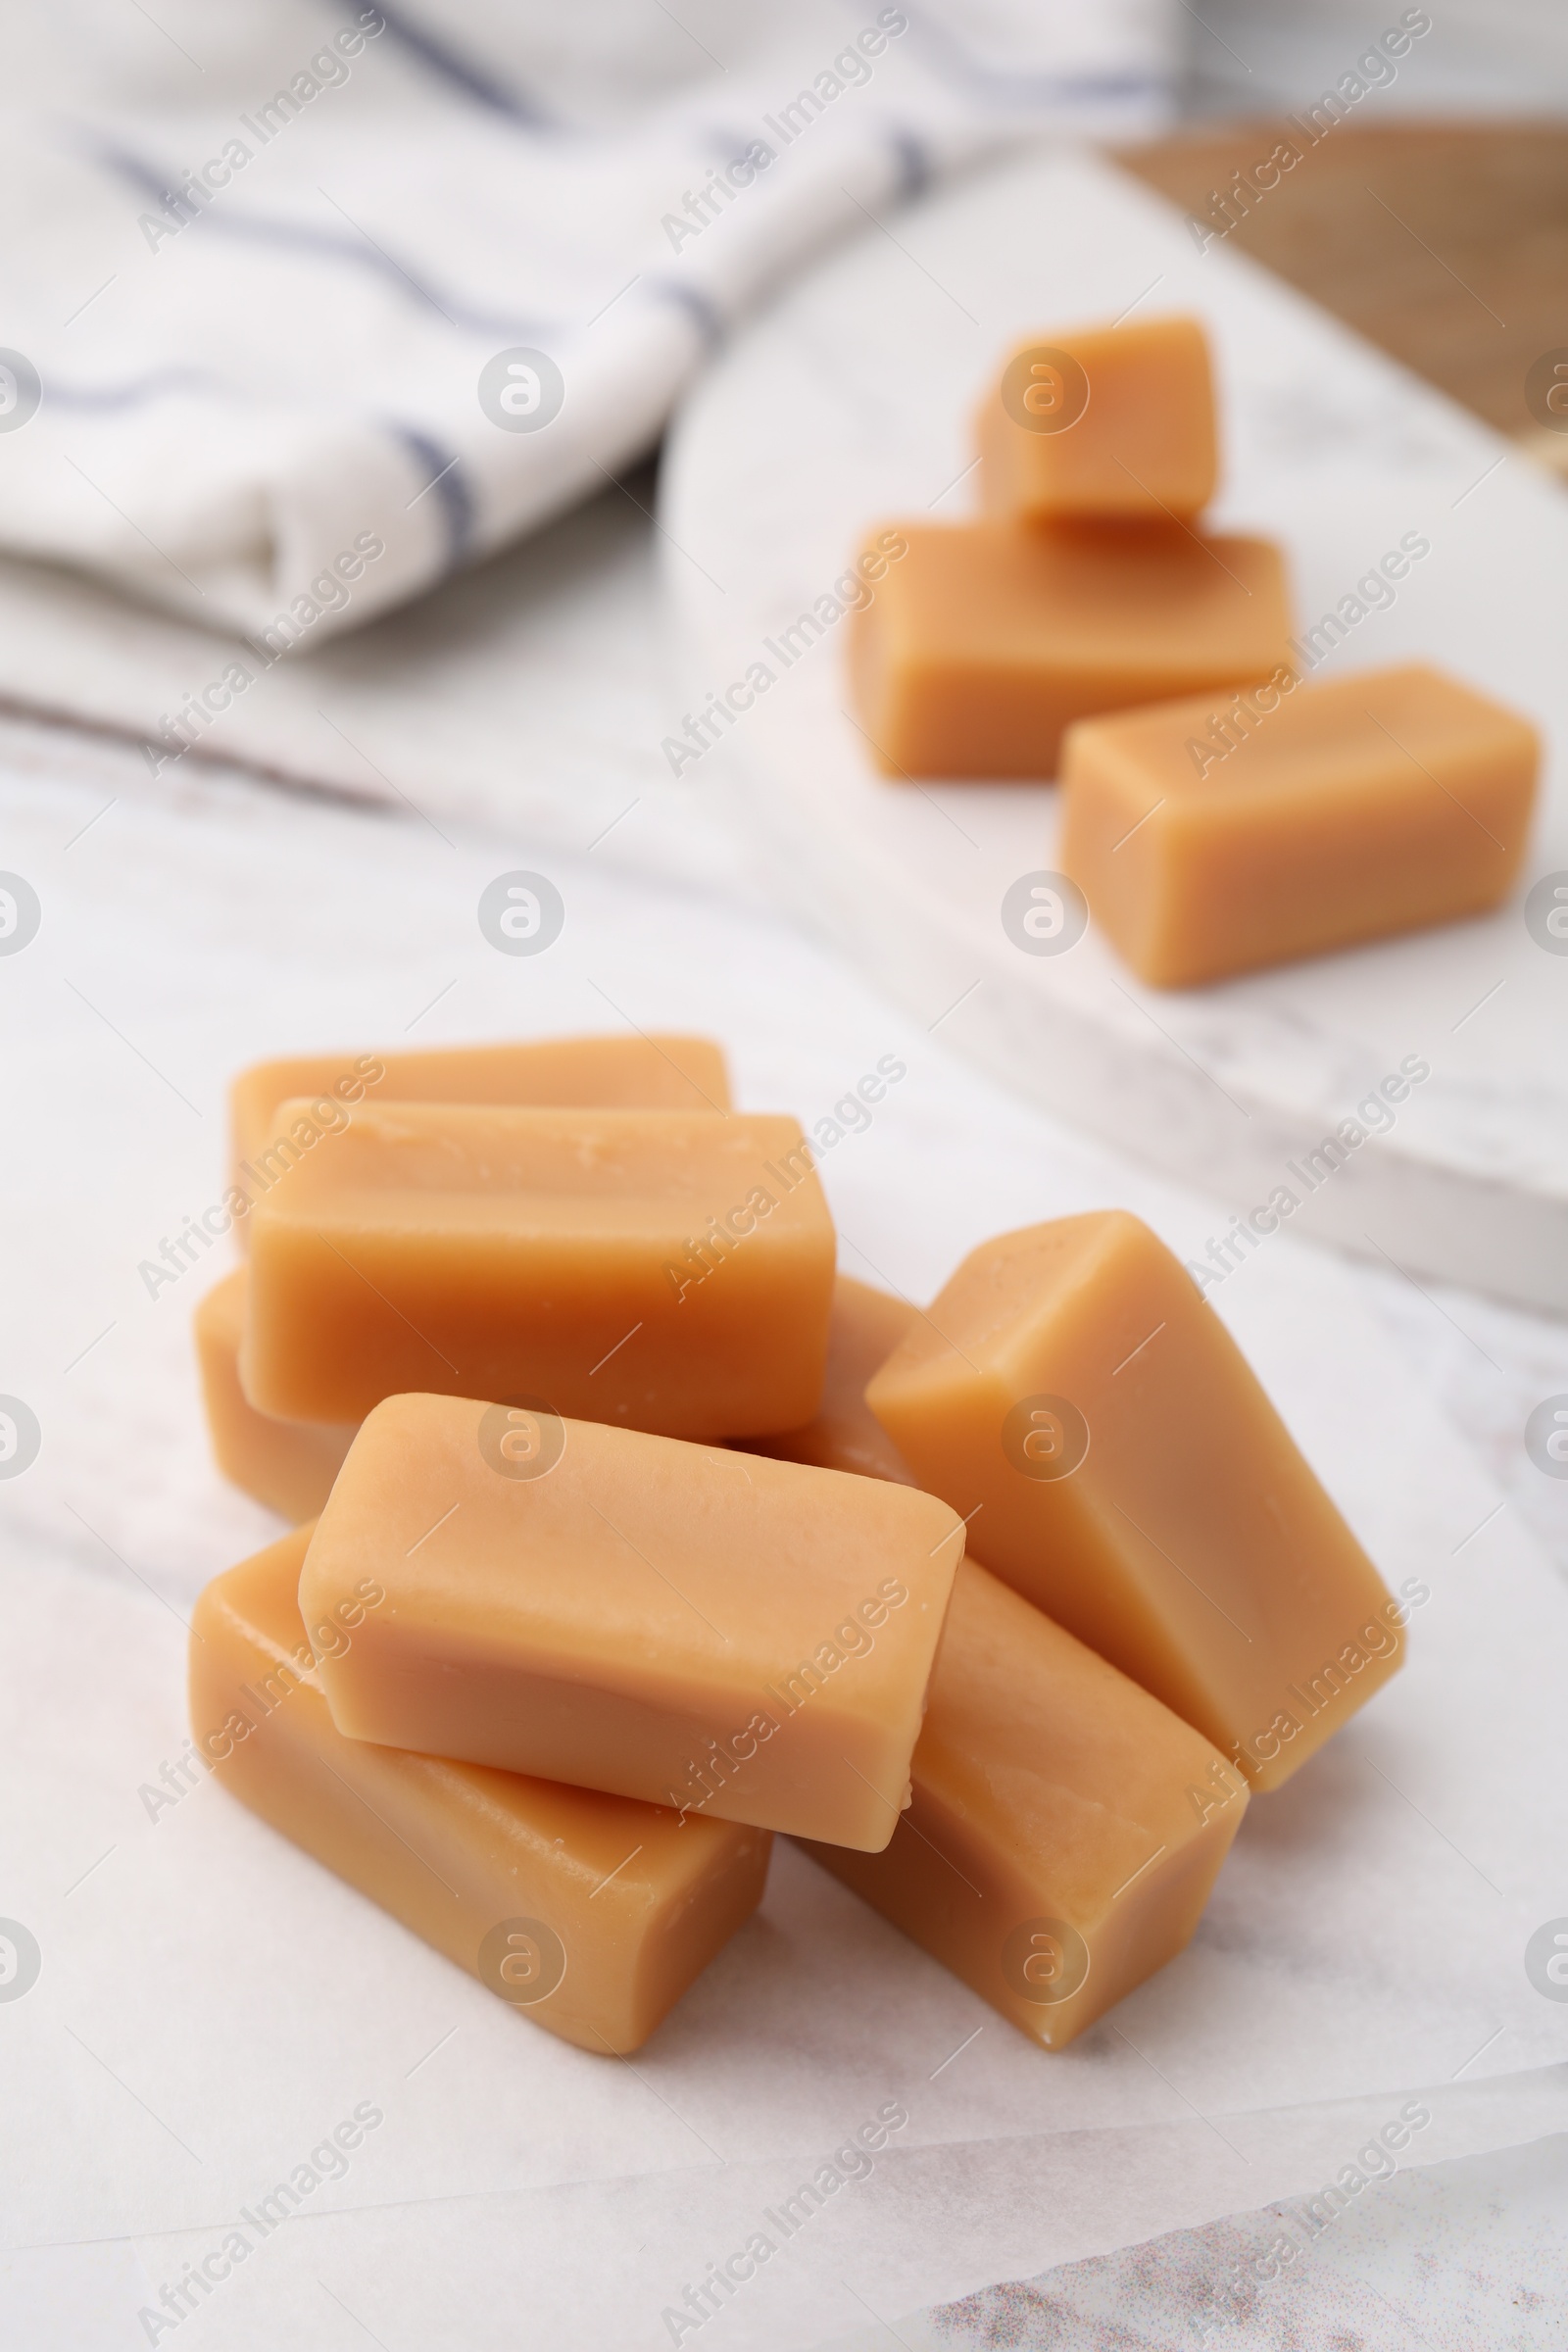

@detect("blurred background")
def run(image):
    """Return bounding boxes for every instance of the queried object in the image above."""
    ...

[1145,0,1568,468]
[1179,0,1568,114]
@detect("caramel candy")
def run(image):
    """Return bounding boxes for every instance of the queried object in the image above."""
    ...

[242,1103,834,1437]
[300,1394,965,1850]
[978,316,1218,522]
[866,1213,1404,1791]
[1060,661,1541,986]
[195,1269,354,1520]
[738,1275,917,1484]
[848,520,1291,778]
[804,1559,1248,2046]
[229,1034,730,1244]
[192,1526,770,2053]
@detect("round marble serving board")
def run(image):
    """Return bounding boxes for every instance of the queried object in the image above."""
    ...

[660,145,1568,1310]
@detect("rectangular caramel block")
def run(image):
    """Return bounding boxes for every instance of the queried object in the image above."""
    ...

[1060,662,1540,986]
[978,316,1218,521]
[192,1527,770,2053]
[848,520,1291,778]
[300,1395,965,1849]
[804,1559,1248,2047]
[737,1275,918,1484]
[195,1269,355,1520]
[242,1103,835,1437]
[229,1033,730,1245]
[866,1212,1405,1792]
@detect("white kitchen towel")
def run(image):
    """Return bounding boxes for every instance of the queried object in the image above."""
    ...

[0,0,1172,643]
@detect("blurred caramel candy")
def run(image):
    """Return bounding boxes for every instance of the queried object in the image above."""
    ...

[192,1525,770,2053]
[195,1268,354,1521]
[866,1212,1404,1791]
[978,316,1218,521]
[737,1275,917,1484]
[242,1102,835,1437]
[804,1558,1248,2046]
[300,1394,964,1850]
[1060,662,1540,986]
[848,520,1290,778]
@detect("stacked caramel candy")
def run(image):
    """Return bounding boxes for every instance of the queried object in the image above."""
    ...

[850,316,1538,986]
[192,1033,1406,2053]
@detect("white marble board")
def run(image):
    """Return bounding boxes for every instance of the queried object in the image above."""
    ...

[661,147,1568,1311]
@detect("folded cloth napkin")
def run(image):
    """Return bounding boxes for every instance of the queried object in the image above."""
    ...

[0,0,1172,645]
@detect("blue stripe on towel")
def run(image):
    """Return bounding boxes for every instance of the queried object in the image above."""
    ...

[43,368,234,410]
[393,424,474,570]
[642,278,725,349]
[360,2,558,129]
[885,128,932,202]
[899,5,1169,108]
[90,138,559,343]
